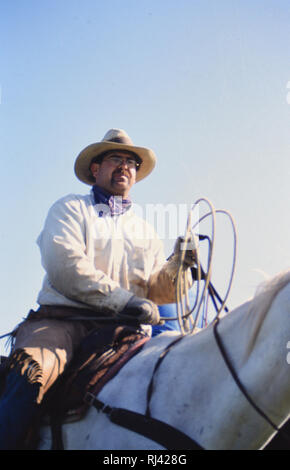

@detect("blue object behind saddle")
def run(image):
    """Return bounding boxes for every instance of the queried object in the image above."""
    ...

[152,304,180,337]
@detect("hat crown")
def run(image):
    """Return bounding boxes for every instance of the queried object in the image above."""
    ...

[102,129,134,146]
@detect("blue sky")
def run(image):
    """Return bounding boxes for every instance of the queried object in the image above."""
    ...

[0,0,290,354]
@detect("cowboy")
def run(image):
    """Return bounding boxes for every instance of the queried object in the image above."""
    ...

[0,129,195,449]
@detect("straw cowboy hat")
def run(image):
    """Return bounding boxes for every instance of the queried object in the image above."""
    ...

[74,129,157,185]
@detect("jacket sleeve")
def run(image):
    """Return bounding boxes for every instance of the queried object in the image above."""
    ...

[147,239,192,305]
[37,195,132,314]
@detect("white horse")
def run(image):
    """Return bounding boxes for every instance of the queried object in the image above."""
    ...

[38,270,290,450]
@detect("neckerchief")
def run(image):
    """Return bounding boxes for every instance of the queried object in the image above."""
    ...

[92,184,132,217]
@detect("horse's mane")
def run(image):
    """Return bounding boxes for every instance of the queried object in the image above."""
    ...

[246,269,290,355]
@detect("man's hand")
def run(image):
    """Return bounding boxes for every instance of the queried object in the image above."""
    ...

[117,295,161,325]
[173,235,197,268]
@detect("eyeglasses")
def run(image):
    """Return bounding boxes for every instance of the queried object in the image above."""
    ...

[103,155,141,170]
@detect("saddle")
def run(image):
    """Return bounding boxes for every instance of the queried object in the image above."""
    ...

[41,324,149,446]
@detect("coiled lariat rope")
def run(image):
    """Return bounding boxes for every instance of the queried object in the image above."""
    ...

[161,197,238,336]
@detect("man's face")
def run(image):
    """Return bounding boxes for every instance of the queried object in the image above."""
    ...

[90,150,139,197]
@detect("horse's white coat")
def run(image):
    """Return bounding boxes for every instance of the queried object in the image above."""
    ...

[38,270,290,450]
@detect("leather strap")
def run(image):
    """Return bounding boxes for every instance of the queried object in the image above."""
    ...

[145,335,185,417]
[213,317,290,447]
[213,318,280,431]
[85,393,203,450]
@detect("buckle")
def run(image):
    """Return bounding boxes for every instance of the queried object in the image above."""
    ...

[84,392,112,416]
[84,391,96,406]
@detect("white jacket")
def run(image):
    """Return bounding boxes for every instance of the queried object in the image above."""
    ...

[37,191,182,315]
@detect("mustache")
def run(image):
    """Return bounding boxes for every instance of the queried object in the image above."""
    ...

[112,168,130,177]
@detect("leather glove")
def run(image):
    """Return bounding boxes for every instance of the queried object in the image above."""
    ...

[117,295,161,325]
[173,235,197,268]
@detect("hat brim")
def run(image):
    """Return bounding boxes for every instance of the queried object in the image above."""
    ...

[74,141,156,185]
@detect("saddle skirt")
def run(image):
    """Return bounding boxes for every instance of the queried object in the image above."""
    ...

[42,324,150,425]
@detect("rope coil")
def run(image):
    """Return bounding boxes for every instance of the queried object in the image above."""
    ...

[162,197,238,335]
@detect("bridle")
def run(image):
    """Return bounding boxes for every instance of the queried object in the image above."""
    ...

[213,317,282,434]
